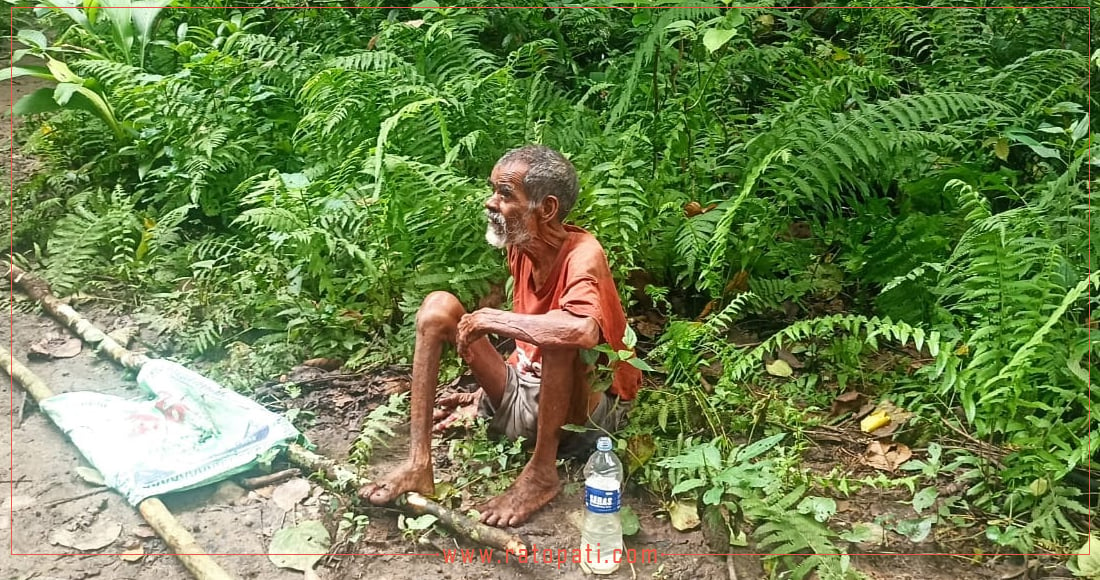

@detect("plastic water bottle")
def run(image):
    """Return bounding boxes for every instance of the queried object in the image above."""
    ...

[579,436,624,574]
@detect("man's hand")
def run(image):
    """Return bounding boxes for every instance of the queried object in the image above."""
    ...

[432,390,484,432]
[456,309,496,359]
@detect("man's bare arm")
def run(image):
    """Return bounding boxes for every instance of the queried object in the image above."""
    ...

[457,308,599,355]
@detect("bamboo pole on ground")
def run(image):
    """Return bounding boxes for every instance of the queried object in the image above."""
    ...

[6,262,532,556]
[1,346,236,580]
[7,263,149,369]
[285,446,528,555]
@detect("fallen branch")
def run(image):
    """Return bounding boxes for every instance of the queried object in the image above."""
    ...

[7,263,150,369]
[8,262,532,558]
[0,345,236,580]
[285,445,528,556]
[239,469,300,489]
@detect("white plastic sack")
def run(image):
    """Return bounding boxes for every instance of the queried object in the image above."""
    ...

[40,359,299,504]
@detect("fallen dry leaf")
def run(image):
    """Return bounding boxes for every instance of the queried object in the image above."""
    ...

[49,519,122,551]
[330,393,356,408]
[861,441,912,472]
[132,525,156,539]
[120,546,144,562]
[776,349,805,369]
[383,378,411,395]
[723,270,750,294]
[830,391,864,417]
[272,478,311,512]
[765,359,793,378]
[250,486,276,502]
[634,319,663,338]
[301,358,344,371]
[28,336,82,360]
[75,466,106,487]
[669,500,700,531]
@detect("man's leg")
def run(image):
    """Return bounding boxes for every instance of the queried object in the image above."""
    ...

[478,347,586,527]
[359,291,506,504]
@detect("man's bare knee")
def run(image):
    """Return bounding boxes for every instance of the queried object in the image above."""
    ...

[416,291,464,340]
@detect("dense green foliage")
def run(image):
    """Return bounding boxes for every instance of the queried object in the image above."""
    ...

[6,1,1095,572]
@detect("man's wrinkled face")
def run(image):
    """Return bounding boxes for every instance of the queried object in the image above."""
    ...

[485,162,534,249]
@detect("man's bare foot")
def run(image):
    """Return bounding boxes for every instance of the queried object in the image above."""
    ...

[478,465,560,527]
[358,461,434,505]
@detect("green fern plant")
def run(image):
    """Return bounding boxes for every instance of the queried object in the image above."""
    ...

[750,486,860,580]
[42,185,142,292]
[350,393,410,465]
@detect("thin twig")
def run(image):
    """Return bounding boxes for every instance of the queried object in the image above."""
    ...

[286,373,366,388]
[42,488,109,508]
[941,418,1007,468]
[239,469,300,489]
[15,388,27,429]
[727,554,739,580]
[804,426,867,447]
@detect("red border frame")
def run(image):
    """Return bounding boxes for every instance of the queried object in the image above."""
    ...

[6,2,1094,563]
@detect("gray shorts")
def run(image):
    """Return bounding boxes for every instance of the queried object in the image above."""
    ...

[477,364,632,459]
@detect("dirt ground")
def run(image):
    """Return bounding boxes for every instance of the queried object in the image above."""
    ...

[2,308,1045,580]
[1,66,1064,580]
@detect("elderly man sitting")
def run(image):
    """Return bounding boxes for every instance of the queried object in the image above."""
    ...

[359,145,642,527]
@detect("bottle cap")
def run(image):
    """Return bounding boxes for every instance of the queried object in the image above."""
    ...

[597,436,612,452]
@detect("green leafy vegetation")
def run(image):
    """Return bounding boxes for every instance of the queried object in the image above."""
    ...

[8,2,1094,576]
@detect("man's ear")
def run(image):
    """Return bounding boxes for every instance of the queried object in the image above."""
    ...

[539,195,560,224]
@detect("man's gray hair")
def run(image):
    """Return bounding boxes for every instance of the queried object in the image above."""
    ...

[496,144,579,222]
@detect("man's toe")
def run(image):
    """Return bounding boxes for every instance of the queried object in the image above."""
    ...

[368,485,393,505]
[357,484,377,500]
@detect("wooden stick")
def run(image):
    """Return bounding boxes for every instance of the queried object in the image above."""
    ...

[239,468,300,489]
[1,345,236,580]
[8,263,150,369]
[401,492,528,556]
[41,488,109,508]
[15,386,27,428]
[139,498,239,580]
[284,444,529,555]
[8,262,532,557]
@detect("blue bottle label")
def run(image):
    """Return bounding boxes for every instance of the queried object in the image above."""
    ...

[585,485,620,513]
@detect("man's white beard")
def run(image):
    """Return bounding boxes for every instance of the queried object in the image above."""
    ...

[485,222,507,248]
[485,211,530,249]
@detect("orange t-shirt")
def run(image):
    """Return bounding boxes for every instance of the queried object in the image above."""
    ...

[505,225,643,401]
